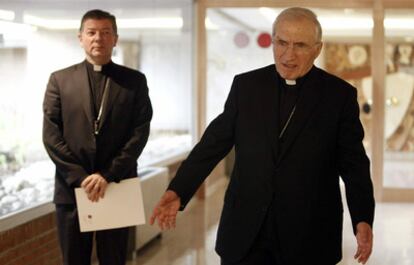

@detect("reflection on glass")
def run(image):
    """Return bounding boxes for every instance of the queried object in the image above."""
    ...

[206,8,274,122]
[383,9,414,188]
[323,42,373,151]
[205,7,414,189]
[205,7,373,122]
[0,3,193,217]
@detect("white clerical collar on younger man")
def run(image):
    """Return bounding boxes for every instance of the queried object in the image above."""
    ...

[285,79,296,86]
[93,64,102,72]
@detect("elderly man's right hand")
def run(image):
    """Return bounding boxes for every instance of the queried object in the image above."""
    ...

[150,190,181,230]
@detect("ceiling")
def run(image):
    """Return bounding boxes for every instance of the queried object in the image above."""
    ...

[208,7,414,41]
[0,0,192,22]
[0,0,192,10]
[0,1,414,41]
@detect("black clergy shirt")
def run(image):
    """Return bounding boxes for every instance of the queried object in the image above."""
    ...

[85,60,114,117]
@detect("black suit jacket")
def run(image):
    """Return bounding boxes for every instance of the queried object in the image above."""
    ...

[169,65,375,264]
[43,61,152,204]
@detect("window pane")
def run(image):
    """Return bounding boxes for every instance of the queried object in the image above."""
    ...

[0,2,193,217]
[206,7,373,142]
[383,9,414,188]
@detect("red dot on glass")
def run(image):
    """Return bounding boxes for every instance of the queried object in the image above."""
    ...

[257,32,272,48]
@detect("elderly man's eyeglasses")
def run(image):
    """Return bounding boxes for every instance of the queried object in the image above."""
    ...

[273,38,320,54]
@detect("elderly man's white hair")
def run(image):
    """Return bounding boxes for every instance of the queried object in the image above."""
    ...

[272,7,322,43]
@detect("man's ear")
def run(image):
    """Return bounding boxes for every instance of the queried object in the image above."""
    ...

[113,35,119,47]
[315,41,323,57]
[78,33,83,47]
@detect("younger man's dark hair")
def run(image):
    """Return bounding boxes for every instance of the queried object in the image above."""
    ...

[80,9,117,34]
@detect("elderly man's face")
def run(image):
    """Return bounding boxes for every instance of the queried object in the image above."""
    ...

[78,18,118,65]
[273,18,322,80]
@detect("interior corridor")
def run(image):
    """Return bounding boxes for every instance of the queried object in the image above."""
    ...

[126,181,414,265]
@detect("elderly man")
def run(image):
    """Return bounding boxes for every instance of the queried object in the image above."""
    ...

[151,7,374,265]
[43,9,152,265]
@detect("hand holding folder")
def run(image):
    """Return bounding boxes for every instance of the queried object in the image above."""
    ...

[75,177,146,232]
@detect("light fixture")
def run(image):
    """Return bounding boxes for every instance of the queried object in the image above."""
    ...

[385,18,414,30]
[343,9,355,15]
[319,17,373,30]
[0,20,37,39]
[260,8,374,30]
[205,17,219,30]
[0,9,15,21]
[23,14,183,30]
[259,7,278,23]
[24,15,78,30]
[117,17,183,29]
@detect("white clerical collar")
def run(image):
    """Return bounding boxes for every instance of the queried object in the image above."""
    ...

[285,79,296,85]
[93,64,102,72]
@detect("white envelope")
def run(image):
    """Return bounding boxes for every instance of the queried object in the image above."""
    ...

[75,177,146,232]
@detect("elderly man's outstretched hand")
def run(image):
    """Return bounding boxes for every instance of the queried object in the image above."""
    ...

[150,190,181,230]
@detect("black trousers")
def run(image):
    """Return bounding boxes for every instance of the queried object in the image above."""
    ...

[221,201,336,265]
[55,204,129,265]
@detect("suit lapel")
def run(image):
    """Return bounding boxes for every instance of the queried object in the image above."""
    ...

[276,67,323,164]
[76,62,94,125]
[262,65,281,163]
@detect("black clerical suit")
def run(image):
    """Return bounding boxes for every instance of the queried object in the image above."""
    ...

[168,64,375,265]
[43,60,152,265]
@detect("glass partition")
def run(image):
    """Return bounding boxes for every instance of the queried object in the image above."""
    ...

[383,9,414,189]
[205,7,373,147]
[0,2,194,217]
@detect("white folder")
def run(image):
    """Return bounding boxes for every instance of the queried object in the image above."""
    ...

[75,177,146,232]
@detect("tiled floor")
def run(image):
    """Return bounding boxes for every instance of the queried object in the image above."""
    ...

[127,180,414,265]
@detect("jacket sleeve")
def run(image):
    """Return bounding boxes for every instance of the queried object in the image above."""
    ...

[100,75,153,182]
[42,73,89,187]
[168,76,239,209]
[337,86,375,233]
